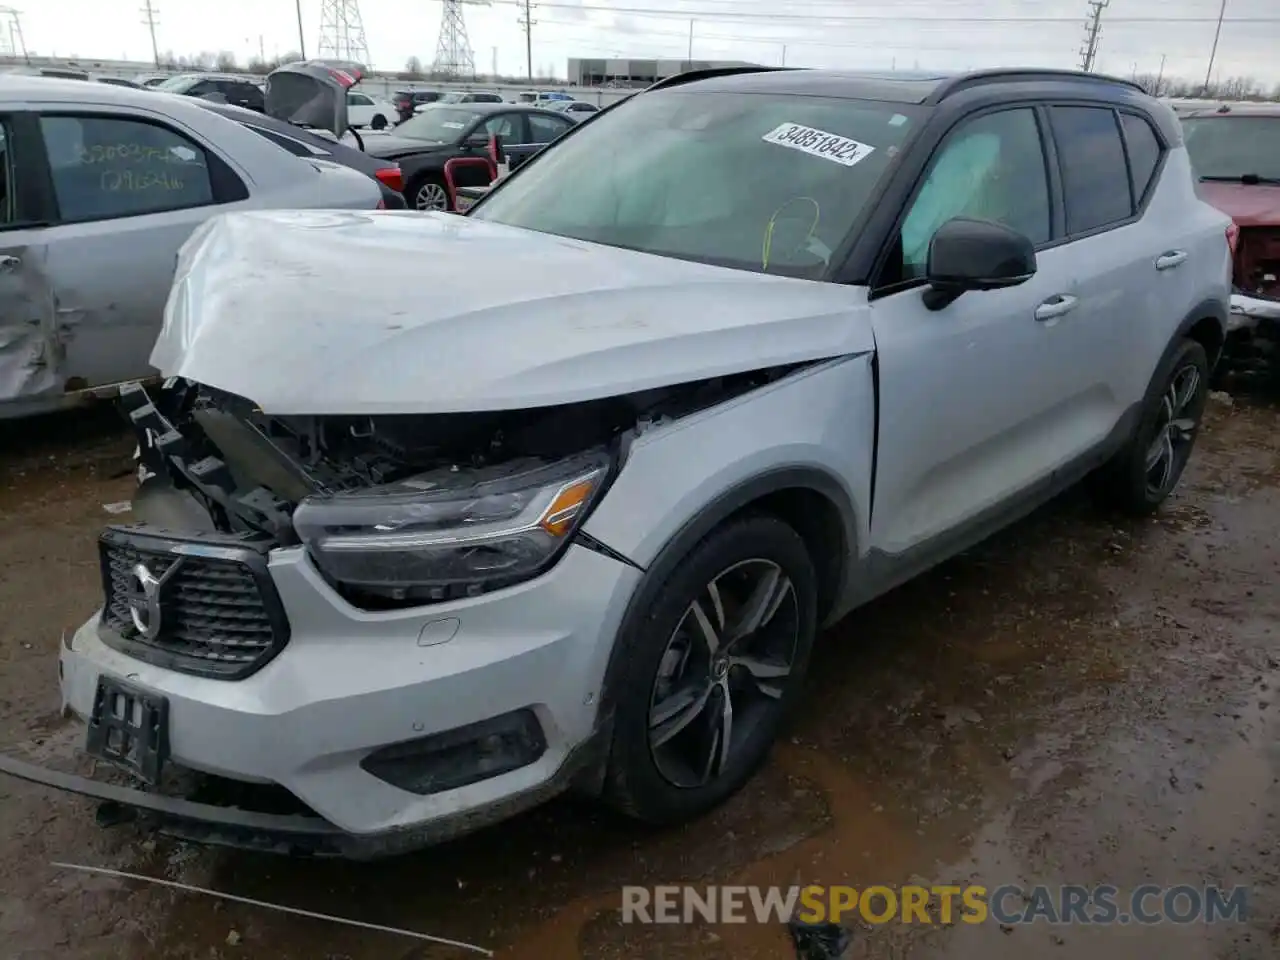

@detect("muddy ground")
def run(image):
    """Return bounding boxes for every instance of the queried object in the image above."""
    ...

[0,391,1277,960]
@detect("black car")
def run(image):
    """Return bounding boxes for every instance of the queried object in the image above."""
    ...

[154,73,266,112]
[194,100,407,208]
[363,103,576,210]
[393,89,442,123]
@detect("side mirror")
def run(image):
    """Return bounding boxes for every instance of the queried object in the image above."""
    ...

[464,133,489,149]
[923,217,1036,311]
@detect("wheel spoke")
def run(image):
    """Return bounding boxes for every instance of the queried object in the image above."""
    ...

[1145,428,1170,471]
[699,683,733,783]
[727,566,792,645]
[733,654,791,699]
[650,683,711,748]
[688,600,721,655]
[1172,368,1200,414]
[1170,417,1197,441]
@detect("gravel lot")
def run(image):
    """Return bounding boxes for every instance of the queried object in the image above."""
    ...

[0,389,1277,959]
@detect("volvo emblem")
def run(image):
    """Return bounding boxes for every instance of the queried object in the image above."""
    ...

[126,563,165,640]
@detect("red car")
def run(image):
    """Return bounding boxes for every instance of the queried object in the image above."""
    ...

[1181,103,1280,354]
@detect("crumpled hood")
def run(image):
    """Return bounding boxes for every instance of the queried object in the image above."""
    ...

[1197,182,1280,227]
[154,209,874,415]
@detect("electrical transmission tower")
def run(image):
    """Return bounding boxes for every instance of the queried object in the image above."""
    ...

[1078,0,1109,73]
[140,0,160,67]
[317,0,370,66]
[433,0,489,77]
[0,6,28,60]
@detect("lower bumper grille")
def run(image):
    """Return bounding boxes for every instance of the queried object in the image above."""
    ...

[98,525,290,680]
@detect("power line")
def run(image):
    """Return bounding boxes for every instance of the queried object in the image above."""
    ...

[481,1,1280,24]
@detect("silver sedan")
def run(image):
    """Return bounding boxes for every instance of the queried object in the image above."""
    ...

[0,75,382,419]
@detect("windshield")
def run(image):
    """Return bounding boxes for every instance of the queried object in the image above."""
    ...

[154,75,201,93]
[394,107,479,141]
[1182,117,1280,181]
[472,90,918,278]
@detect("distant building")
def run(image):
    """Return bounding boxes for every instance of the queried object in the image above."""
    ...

[567,57,760,88]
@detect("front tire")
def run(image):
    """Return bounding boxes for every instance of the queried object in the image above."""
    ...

[1093,337,1210,515]
[603,515,817,825]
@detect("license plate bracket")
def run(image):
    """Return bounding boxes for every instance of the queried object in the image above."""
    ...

[86,676,169,785]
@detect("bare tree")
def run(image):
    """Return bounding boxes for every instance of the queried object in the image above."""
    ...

[215,51,239,73]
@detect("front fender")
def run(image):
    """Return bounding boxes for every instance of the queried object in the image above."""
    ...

[582,353,876,579]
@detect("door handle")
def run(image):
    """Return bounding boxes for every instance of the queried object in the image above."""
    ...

[1034,294,1078,322]
[1155,250,1188,270]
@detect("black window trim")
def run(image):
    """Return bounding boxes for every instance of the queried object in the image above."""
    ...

[33,110,249,227]
[867,100,1058,299]
[241,122,332,158]
[0,111,59,231]
[1039,101,1151,247]
[1116,107,1169,212]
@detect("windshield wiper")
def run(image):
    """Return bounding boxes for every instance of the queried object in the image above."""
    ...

[1199,174,1280,185]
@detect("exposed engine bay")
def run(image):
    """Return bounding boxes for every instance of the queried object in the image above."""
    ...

[119,364,804,606]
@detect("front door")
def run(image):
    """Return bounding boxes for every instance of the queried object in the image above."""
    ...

[867,106,1077,568]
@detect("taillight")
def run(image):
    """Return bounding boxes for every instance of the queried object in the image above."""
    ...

[1226,221,1240,257]
[375,166,404,193]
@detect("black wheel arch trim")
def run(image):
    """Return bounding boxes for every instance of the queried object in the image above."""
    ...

[1172,296,1228,368]
[590,466,857,744]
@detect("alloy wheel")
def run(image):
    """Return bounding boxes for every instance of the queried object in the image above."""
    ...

[1145,362,1202,498]
[647,558,800,788]
[415,182,448,211]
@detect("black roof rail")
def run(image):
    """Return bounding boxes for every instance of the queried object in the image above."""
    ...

[642,65,790,94]
[930,68,1146,102]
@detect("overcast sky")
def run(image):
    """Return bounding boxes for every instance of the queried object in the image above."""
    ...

[12,0,1280,85]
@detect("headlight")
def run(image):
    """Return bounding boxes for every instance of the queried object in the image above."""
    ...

[292,449,612,604]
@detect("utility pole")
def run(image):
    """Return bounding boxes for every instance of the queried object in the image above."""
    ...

[686,19,693,70]
[492,45,497,78]
[1203,0,1227,94]
[781,43,786,67]
[139,0,160,67]
[1155,53,1166,96]
[295,0,306,58]
[517,0,534,82]
[1078,0,1109,73]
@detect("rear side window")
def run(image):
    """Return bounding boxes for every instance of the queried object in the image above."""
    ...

[40,115,217,222]
[242,123,330,158]
[1120,112,1163,203]
[1050,106,1132,235]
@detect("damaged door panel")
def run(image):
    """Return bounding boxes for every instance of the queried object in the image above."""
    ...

[0,237,59,402]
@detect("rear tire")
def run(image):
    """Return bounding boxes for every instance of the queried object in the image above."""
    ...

[1091,338,1209,516]
[410,175,449,212]
[371,113,388,130]
[603,515,817,825]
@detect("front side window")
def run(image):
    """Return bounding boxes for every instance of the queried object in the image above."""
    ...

[1050,105,1132,235]
[1182,116,1280,182]
[482,113,521,139]
[898,107,1051,279]
[40,115,214,222]
[0,119,14,224]
[154,75,201,93]
[394,108,481,142]
[472,90,918,278]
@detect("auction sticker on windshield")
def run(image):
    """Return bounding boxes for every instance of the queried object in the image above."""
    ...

[762,123,875,167]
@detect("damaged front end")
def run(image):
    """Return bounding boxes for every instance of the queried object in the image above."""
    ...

[119,364,801,611]
[1225,227,1280,379]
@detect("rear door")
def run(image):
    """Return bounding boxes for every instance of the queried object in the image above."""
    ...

[33,107,253,390]
[0,112,59,408]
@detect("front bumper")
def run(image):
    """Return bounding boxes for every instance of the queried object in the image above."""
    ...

[1228,291,1280,332]
[13,540,640,855]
